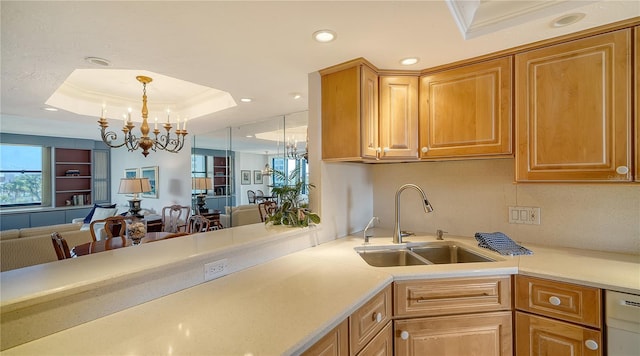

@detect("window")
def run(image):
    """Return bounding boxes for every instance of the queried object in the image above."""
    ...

[272,158,309,195]
[0,144,47,207]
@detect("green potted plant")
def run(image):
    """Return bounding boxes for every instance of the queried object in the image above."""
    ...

[264,167,320,227]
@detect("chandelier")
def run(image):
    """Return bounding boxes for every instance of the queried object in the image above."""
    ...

[285,136,308,161]
[98,76,188,157]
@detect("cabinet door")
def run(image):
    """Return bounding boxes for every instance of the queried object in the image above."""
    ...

[516,312,602,356]
[360,65,380,159]
[515,29,632,181]
[303,319,349,356]
[635,26,639,182]
[357,322,392,356]
[379,76,418,159]
[395,311,512,356]
[419,57,512,159]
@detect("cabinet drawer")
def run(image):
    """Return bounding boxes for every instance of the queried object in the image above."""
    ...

[515,311,602,356]
[515,275,602,328]
[394,276,512,317]
[350,285,392,355]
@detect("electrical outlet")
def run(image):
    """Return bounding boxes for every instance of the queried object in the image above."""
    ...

[204,259,228,281]
[508,206,541,225]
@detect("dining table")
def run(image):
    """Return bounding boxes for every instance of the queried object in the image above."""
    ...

[72,232,183,256]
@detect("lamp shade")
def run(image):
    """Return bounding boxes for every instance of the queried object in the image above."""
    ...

[118,178,152,194]
[192,177,213,190]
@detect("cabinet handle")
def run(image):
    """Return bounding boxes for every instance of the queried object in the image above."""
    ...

[616,166,629,174]
[373,312,383,323]
[375,147,382,161]
[383,147,390,154]
[584,339,599,350]
[400,331,410,340]
[548,296,561,306]
[421,147,429,153]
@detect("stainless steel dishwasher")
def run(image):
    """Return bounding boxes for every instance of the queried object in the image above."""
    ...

[606,290,640,356]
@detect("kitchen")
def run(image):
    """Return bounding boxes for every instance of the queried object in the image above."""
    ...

[1,2,639,355]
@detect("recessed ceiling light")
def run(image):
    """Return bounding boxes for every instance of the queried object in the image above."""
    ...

[550,13,585,28]
[400,57,420,66]
[313,29,337,43]
[292,93,302,100]
[84,56,111,67]
[246,135,253,138]
[240,98,252,103]
[42,107,58,111]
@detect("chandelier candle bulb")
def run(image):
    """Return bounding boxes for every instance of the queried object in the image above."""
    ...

[154,117,158,130]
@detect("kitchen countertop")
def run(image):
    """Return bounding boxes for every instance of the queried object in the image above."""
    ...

[3,233,639,355]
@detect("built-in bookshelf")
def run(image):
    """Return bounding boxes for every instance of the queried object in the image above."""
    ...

[213,156,232,196]
[54,148,92,207]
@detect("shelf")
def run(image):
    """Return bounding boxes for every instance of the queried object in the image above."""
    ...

[56,176,91,179]
[56,162,92,165]
[56,189,92,193]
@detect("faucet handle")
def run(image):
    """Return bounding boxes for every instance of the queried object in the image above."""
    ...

[436,229,448,240]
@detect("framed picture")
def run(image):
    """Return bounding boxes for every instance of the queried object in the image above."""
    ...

[141,166,159,198]
[124,168,139,178]
[241,170,251,185]
[253,170,263,184]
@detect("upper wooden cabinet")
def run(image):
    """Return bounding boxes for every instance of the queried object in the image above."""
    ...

[321,59,379,161]
[419,57,513,159]
[635,26,639,182]
[379,75,419,160]
[515,29,633,182]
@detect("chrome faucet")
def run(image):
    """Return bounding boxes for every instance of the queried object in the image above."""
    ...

[363,216,379,243]
[393,184,434,244]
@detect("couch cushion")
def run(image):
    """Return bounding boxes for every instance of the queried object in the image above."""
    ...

[90,207,118,222]
[0,235,58,271]
[83,203,117,223]
[0,229,20,241]
[19,223,83,238]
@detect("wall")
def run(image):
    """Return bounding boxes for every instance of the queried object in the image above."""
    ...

[235,152,270,205]
[371,159,640,254]
[109,140,192,214]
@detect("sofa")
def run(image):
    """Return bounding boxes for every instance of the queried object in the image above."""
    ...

[219,204,262,227]
[0,222,93,272]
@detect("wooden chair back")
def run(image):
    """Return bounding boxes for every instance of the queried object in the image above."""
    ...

[247,190,256,204]
[162,205,191,233]
[256,189,265,203]
[90,216,127,241]
[187,215,211,234]
[51,232,72,260]
[258,201,277,222]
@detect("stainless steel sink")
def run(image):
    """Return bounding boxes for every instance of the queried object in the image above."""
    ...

[358,249,431,267]
[355,241,496,267]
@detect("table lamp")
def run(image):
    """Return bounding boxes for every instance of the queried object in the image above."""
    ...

[192,177,213,212]
[118,178,152,218]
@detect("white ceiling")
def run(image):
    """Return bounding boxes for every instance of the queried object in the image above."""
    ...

[1,1,638,142]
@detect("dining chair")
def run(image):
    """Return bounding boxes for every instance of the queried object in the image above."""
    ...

[186,215,211,234]
[255,189,265,203]
[258,201,277,222]
[90,216,127,241]
[161,205,191,233]
[247,190,256,204]
[51,232,73,260]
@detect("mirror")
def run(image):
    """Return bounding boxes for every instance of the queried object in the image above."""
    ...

[191,111,309,228]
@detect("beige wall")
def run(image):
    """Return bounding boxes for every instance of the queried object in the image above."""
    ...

[371,159,640,254]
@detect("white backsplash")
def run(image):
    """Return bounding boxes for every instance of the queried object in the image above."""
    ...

[371,159,640,254]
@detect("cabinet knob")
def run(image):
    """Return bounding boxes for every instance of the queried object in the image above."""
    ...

[548,296,561,306]
[421,147,429,153]
[616,166,629,174]
[373,312,383,323]
[585,339,599,350]
[400,330,410,340]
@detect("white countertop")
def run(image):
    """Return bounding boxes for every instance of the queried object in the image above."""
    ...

[3,233,639,355]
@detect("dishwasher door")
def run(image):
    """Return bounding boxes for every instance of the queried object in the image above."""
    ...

[606,290,640,356]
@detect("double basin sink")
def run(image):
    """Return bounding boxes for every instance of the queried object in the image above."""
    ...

[355,240,498,267]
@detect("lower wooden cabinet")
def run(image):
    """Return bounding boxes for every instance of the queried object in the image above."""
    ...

[302,319,349,356]
[515,312,602,356]
[394,311,513,356]
[357,321,393,356]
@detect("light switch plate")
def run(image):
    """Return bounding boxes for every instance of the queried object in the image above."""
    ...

[508,206,541,225]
